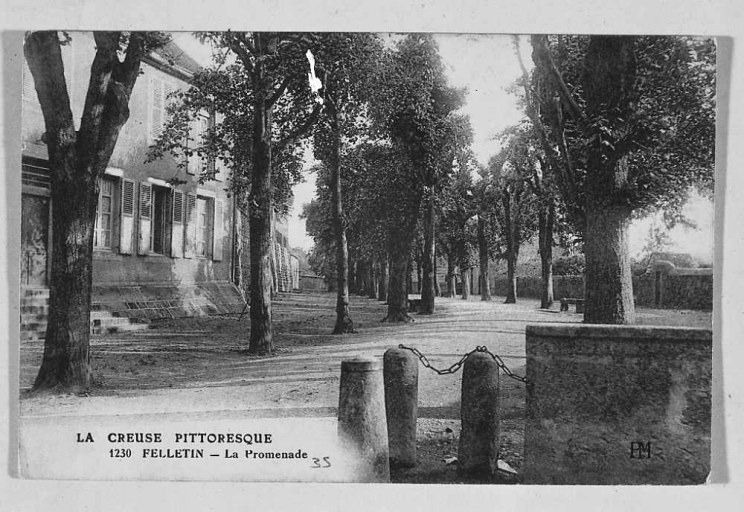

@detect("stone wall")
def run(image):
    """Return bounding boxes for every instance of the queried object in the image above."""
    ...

[523,324,712,485]
[488,270,713,311]
[634,270,713,310]
[300,274,327,292]
[492,276,585,300]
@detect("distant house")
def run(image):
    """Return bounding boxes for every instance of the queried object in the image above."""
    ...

[20,33,293,339]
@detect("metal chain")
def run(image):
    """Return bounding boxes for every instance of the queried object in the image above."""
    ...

[398,344,528,384]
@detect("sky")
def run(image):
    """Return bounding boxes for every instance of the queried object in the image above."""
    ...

[174,32,714,262]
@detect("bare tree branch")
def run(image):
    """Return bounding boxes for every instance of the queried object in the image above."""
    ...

[77,32,120,159]
[225,31,255,74]
[514,36,578,206]
[267,72,301,107]
[23,31,76,152]
[530,35,588,130]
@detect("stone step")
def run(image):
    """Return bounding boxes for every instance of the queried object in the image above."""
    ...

[20,330,45,341]
[20,323,47,336]
[21,295,50,306]
[92,316,137,327]
[22,288,50,298]
[21,313,48,324]
[91,322,151,335]
[21,304,49,315]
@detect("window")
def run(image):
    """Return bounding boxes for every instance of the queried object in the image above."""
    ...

[120,179,136,254]
[151,186,171,255]
[187,111,211,176]
[195,197,212,258]
[184,193,223,261]
[148,74,175,144]
[94,176,117,249]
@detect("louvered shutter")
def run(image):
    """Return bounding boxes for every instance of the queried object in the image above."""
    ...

[171,189,185,258]
[184,193,197,258]
[214,112,225,181]
[212,199,224,261]
[186,115,199,175]
[149,77,164,144]
[138,182,152,254]
[119,179,135,254]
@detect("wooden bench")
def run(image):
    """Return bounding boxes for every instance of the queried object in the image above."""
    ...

[560,298,585,314]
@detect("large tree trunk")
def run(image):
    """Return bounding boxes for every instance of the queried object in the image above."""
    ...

[347,257,356,295]
[582,36,637,324]
[382,212,420,322]
[27,31,145,391]
[445,252,455,297]
[368,261,378,299]
[460,268,471,300]
[356,259,367,295]
[382,249,414,322]
[433,255,441,297]
[36,161,97,392]
[248,37,275,355]
[406,257,414,295]
[503,189,518,304]
[477,216,492,301]
[538,198,555,309]
[420,196,436,313]
[327,114,354,334]
[584,200,635,323]
[378,256,388,302]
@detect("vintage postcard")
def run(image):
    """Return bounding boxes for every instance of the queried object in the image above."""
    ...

[13,29,719,490]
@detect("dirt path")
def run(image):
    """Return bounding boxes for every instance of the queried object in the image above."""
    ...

[19,292,711,483]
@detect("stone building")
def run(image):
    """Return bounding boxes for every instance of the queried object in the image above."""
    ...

[20,34,294,339]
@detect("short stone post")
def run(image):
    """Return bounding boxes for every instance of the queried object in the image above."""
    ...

[383,347,419,467]
[458,351,500,476]
[338,357,390,482]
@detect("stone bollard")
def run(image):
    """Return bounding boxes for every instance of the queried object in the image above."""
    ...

[337,357,390,482]
[457,351,500,476]
[383,347,419,467]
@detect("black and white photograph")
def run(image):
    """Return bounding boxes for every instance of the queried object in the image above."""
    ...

[2,0,743,510]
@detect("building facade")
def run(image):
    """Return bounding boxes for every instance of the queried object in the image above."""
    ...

[20,34,247,339]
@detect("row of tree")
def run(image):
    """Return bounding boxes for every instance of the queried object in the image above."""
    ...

[25,31,714,392]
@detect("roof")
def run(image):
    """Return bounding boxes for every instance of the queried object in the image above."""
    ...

[145,39,202,81]
[644,252,697,269]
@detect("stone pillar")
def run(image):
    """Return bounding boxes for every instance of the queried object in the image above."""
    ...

[457,352,500,476]
[383,347,418,467]
[338,357,390,482]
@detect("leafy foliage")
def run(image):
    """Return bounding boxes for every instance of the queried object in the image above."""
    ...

[145,33,319,214]
[528,35,715,224]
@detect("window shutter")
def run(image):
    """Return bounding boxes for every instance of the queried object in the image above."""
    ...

[149,76,164,144]
[214,112,225,181]
[171,189,184,258]
[186,115,200,175]
[184,193,197,258]
[138,182,152,255]
[119,179,136,254]
[212,199,224,261]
